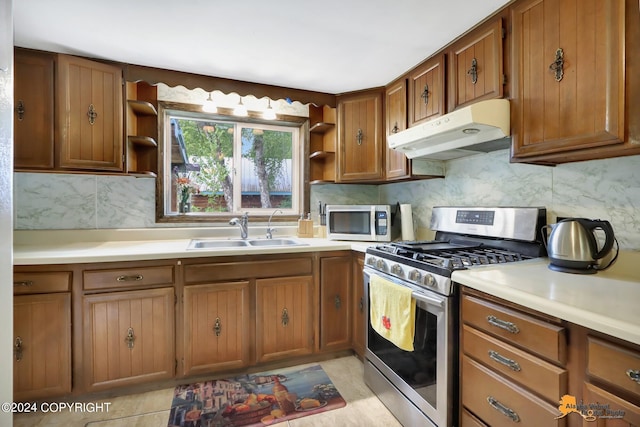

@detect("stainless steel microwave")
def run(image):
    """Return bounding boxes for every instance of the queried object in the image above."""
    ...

[325,204,400,242]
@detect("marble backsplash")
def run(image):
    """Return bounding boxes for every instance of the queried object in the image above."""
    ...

[13,149,640,250]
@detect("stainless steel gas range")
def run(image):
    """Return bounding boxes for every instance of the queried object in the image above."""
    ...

[363,206,547,427]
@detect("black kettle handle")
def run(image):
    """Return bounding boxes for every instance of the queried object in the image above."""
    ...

[579,219,615,260]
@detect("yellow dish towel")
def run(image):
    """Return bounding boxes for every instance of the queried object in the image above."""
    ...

[369,275,416,351]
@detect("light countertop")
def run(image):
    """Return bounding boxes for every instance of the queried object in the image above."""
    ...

[452,251,640,346]
[12,228,372,265]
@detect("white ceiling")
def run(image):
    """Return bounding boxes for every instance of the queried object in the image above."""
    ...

[13,0,510,94]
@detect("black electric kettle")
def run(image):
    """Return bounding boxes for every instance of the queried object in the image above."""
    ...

[544,218,618,274]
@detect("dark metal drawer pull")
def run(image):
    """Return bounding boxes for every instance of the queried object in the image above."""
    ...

[16,100,25,120]
[125,327,135,349]
[335,295,342,310]
[13,280,34,287]
[14,337,23,362]
[116,274,143,282]
[281,308,289,326]
[487,315,520,334]
[487,396,520,423]
[214,317,221,337]
[627,369,640,383]
[489,350,521,371]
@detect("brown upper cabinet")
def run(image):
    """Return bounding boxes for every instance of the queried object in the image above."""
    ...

[385,78,410,180]
[13,49,55,170]
[57,54,124,172]
[510,0,640,164]
[448,17,504,111]
[408,53,446,127]
[337,89,384,182]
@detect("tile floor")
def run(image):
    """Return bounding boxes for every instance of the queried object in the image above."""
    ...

[14,356,403,427]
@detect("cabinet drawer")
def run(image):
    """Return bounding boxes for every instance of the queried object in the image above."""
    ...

[83,265,174,291]
[588,336,640,400]
[184,258,313,285]
[583,382,640,426]
[463,324,567,402]
[461,408,488,427]
[13,271,71,294]
[462,356,565,427]
[462,294,566,364]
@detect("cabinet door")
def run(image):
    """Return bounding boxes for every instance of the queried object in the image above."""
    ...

[83,287,174,391]
[385,79,410,180]
[319,256,352,352]
[14,49,55,169]
[13,293,71,401]
[408,53,446,127]
[337,90,383,182]
[57,54,124,171]
[183,281,251,376]
[351,254,366,358]
[448,17,504,111]
[256,276,314,363]
[582,382,640,426]
[511,0,625,160]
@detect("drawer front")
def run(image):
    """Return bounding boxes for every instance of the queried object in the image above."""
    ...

[83,265,174,291]
[461,408,488,427]
[184,258,313,285]
[463,324,567,401]
[13,271,71,294]
[588,336,640,400]
[583,382,640,426]
[462,356,565,427]
[462,294,566,364]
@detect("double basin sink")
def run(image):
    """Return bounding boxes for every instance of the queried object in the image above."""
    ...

[187,237,308,250]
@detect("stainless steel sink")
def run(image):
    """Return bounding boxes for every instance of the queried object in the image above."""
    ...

[187,237,307,250]
[247,238,308,247]
[187,239,249,249]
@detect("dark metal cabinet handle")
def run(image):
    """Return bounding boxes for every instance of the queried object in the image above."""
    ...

[356,129,363,145]
[359,297,364,313]
[125,327,135,349]
[334,295,342,310]
[14,337,23,361]
[214,317,222,337]
[421,84,430,105]
[549,48,564,82]
[391,122,399,134]
[116,274,143,282]
[489,350,521,371]
[87,104,98,125]
[281,308,289,326]
[16,100,25,120]
[627,369,640,383]
[487,396,520,422]
[487,315,520,334]
[467,58,478,84]
[13,280,34,287]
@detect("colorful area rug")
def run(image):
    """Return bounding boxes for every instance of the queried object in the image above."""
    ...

[167,364,346,427]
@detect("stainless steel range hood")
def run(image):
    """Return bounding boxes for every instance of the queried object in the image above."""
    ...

[387,99,511,160]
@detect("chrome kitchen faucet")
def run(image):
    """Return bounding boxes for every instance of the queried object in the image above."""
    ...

[229,212,249,239]
[266,209,283,239]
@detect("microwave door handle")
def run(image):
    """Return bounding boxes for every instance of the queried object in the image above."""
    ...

[371,206,377,241]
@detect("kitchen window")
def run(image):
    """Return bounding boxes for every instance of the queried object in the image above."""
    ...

[157,102,306,222]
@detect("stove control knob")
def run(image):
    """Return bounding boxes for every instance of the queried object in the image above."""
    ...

[424,274,436,288]
[408,270,422,283]
[391,264,404,277]
[366,256,377,266]
[375,259,388,272]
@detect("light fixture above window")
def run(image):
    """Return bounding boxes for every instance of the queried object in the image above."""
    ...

[202,92,217,113]
[234,97,248,117]
[263,100,277,120]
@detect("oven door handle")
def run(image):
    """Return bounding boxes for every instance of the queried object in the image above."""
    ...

[411,291,444,308]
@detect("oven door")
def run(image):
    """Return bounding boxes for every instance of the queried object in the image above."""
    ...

[363,268,455,427]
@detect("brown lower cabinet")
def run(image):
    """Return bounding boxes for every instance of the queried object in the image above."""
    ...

[461,287,640,427]
[319,256,352,352]
[182,281,251,376]
[82,287,175,391]
[256,275,314,363]
[351,253,366,358]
